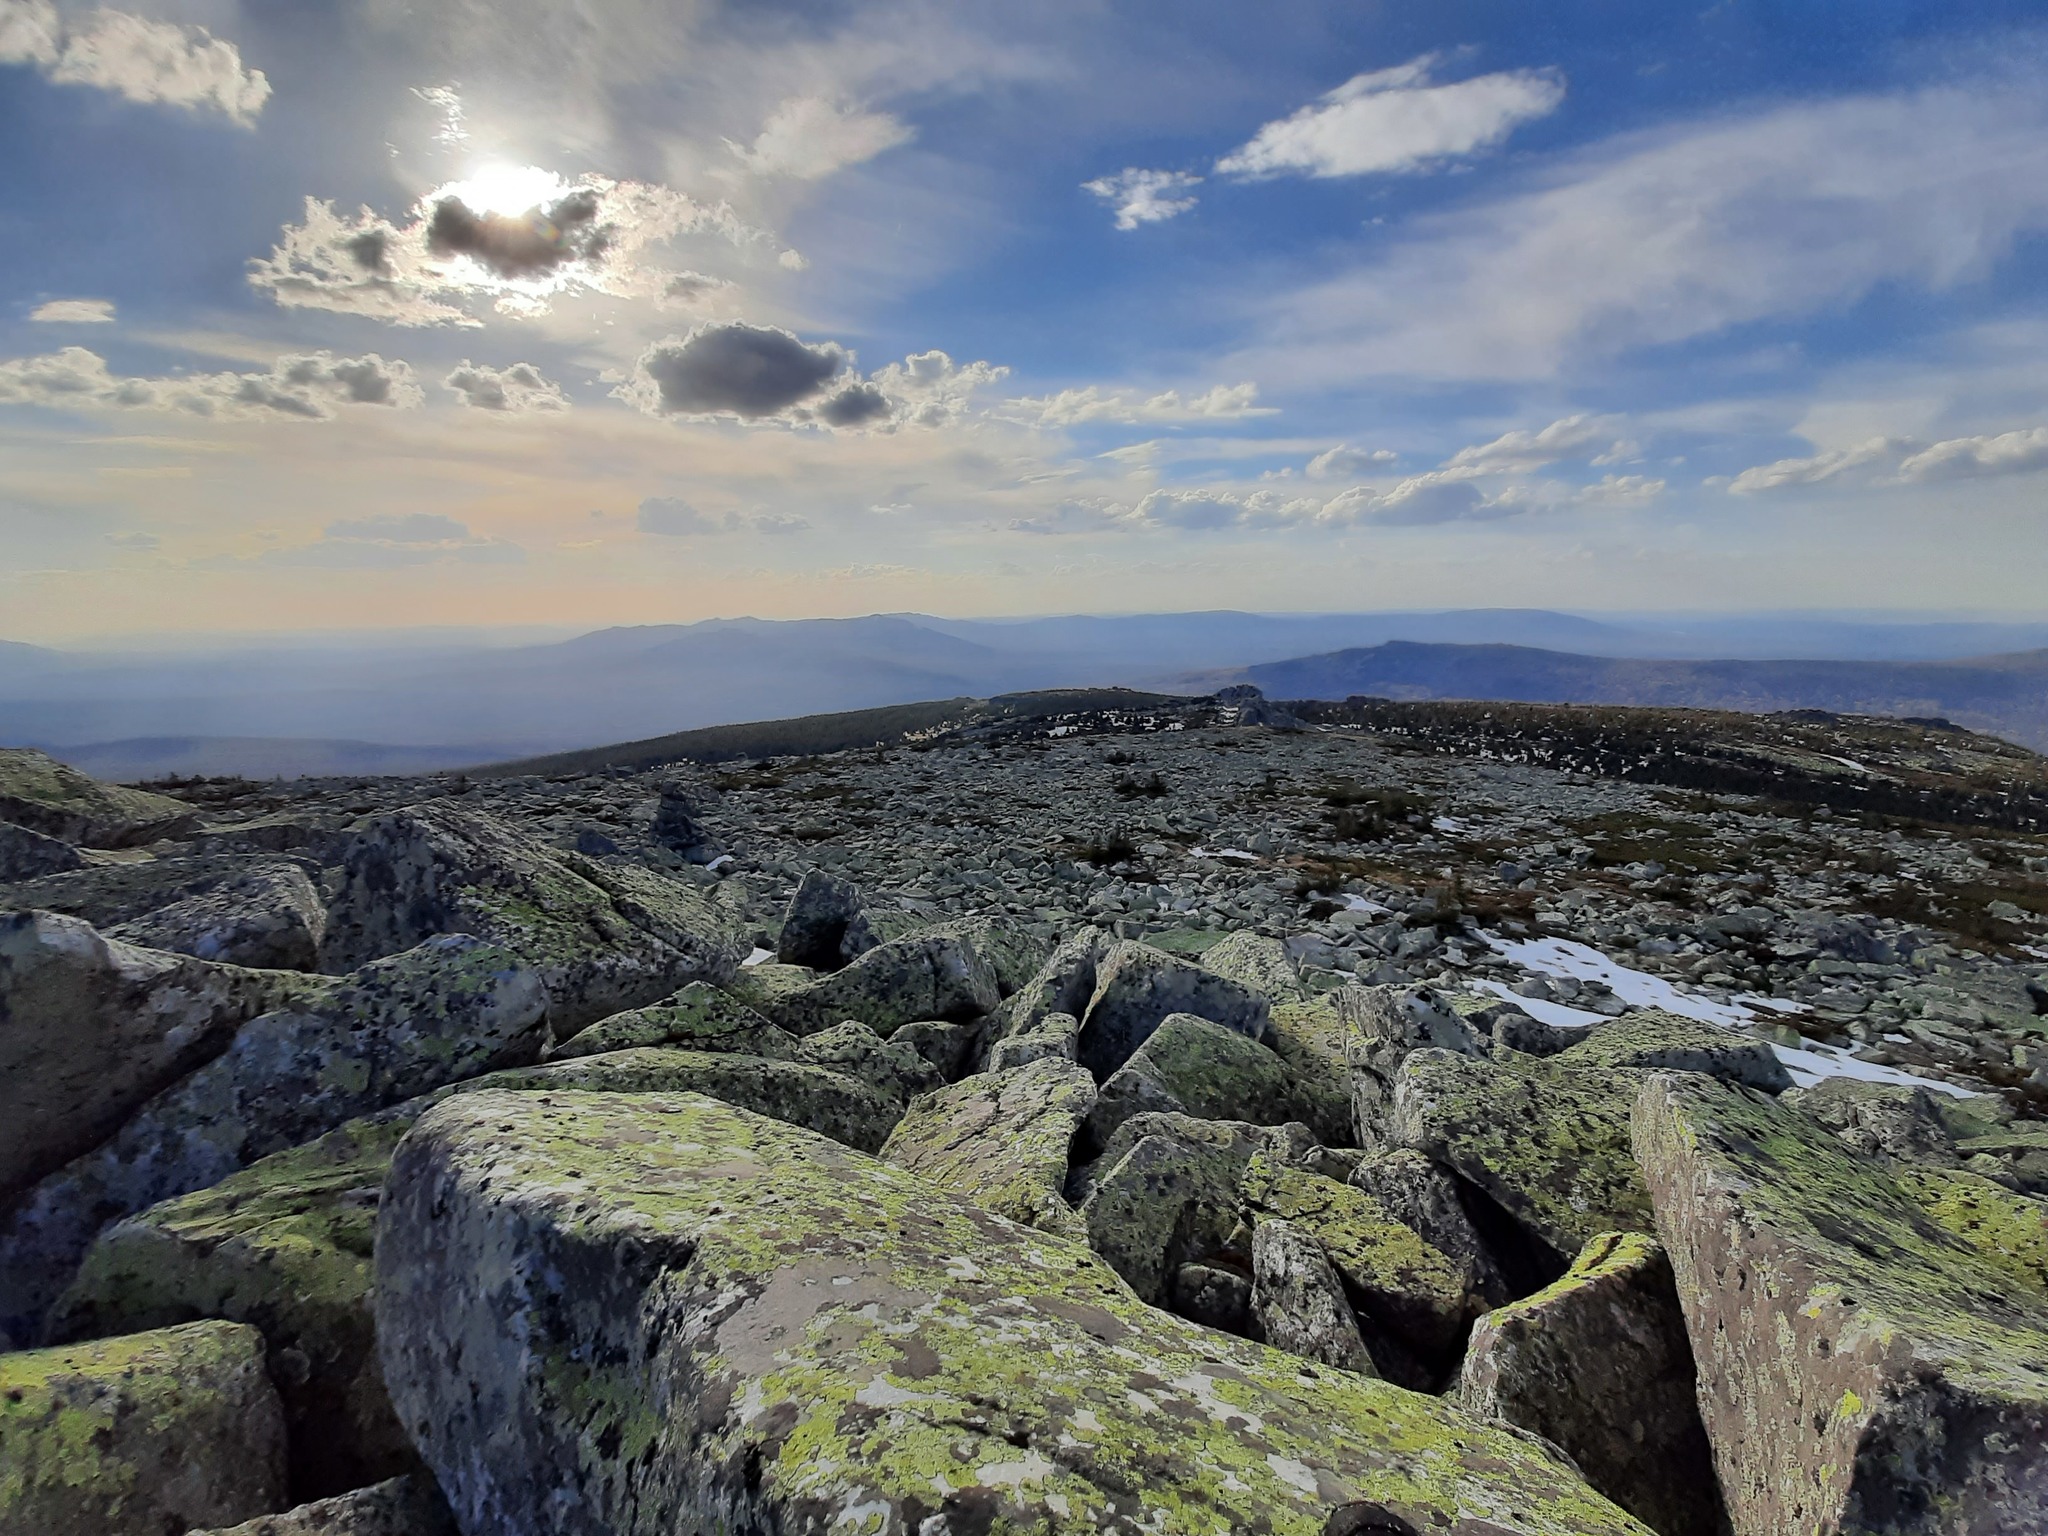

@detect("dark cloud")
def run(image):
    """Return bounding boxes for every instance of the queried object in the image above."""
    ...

[630,323,846,419]
[425,189,608,280]
[819,382,891,427]
[443,361,569,412]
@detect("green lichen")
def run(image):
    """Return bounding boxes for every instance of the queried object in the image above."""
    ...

[376,1090,1652,1535]
[549,982,797,1062]
[882,1057,1095,1235]
[1892,1167,2048,1301]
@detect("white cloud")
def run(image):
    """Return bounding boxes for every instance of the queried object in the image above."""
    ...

[1237,69,2048,384]
[1445,414,1616,473]
[1727,436,1905,494]
[1215,53,1563,181]
[28,298,115,324]
[1083,168,1201,230]
[443,361,570,412]
[868,349,1008,427]
[249,173,790,326]
[0,346,421,419]
[1010,382,1273,428]
[729,96,913,180]
[1306,444,1396,479]
[1898,426,2048,482]
[1318,472,1505,527]
[3,1,270,124]
[1575,473,1665,506]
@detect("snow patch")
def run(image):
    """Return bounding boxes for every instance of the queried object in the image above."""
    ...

[742,946,774,968]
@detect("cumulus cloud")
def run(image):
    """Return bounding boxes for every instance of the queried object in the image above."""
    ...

[443,361,570,412]
[0,346,420,419]
[868,350,1009,427]
[818,382,892,428]
[729,96,913,180]
[1010,382,1273,428]
[1083,168,1202,230]
[1897,426,2048,482]
[1575,473,1665,506]
[1318,473,1504,527]
[28,298,115,323]
[250,172,789,326]
[2,0,269,124]
[1306,444,1397,479]
[1215,53,1562,181]
[619,322,848,421]
[1237,68,2048,384]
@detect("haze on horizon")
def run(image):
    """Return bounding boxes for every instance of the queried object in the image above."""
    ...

[6,0,2048,645]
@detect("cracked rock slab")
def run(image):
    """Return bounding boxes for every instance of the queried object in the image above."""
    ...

[375,1088,1652,1536]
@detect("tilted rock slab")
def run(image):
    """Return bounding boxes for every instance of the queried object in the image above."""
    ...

[0,745,196,847]
[108,862,329,972]
[764,928,1001,1035]
[881,1055,1098,1233]
[0,1320,287,1536]
[1250,1215,1380,1376]
[0,908,314,1207]
[376,1088,1653,1536]
[1077,939,1271,1080]
[546,980,798,1062]
[322,800,744,1032]
[1084,1011,1312,1154]
[1457,1232,1729,1536]
[0,817,84,880]
[1632,1073,2048,1536]
[775,866,879,969]
[0,935,546,1347]
[189,1475,456,1536]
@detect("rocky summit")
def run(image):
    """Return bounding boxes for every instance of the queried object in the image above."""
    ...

[1,690,2045,1535]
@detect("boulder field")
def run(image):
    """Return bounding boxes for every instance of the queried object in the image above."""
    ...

[0,730,2044,1535]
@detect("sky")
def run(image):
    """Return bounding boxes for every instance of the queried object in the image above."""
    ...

[4,0,2048,643]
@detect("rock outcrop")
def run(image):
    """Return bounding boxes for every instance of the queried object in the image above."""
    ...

[762,927,1001,1035]
[1633,1073,2048,1536]
[546,980,797,1061]
[0,818,84,880]
[375,1088,1652,1536]
[108,863,328,972]
[0,1320,287,1536]
[881,1055,1097,1232]
[1083,1010,1308,1151]
[0,746,196,847]
[1076,939,1271,1079]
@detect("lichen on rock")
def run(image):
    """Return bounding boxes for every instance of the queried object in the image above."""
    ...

[882,1055,1097,1234]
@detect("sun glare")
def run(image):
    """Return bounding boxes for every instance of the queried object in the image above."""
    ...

[437,162,568,217]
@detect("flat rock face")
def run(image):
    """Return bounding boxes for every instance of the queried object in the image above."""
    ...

[881,1056,1098,1232]
[0,908,311,1208]
[1458,1232,1729,1536]
[108,863,328,972]
[0,935,546,1348]
[0,1320,287,1536]
[1390,1047,1656,1272]
[0,746,196,847]
[376,1089,1651,1536]
[1084,1011,1309,1152]
[1554,1010,1791,1093]
[764,928,1001,1035]
[1250,1215,1379,1375]
[46,1112,422,1501]
[1632,1073,2048,1536]
[322,800,743,1031]
[774,866,877,969]
[1077,939,1271,1080]
[0,818,84,880]
[794,1019,944,1107]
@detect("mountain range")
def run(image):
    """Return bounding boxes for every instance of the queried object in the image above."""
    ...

[5,610,2048,777]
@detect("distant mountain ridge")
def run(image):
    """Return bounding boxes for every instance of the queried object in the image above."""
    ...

[1212,641,2048,751]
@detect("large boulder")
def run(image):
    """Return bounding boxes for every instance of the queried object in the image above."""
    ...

[1389,1047,1655,1276]
[0,935,547,1348]
[1339,985,1486,1145]
[1632,1073,2048,1536]
[1083,1011,1313,1152]
[774,867,877,969]
[322,801,743,1031]
[1350,1146,1511,1309]
[1457,1232,1729,1536]
[986,1008,1081,1071]
[0,746,196,846]
[0,908,313,1207]
[46,1112,421,1501]
[109,862,328,972]
[546,981,797,1061]
[190,1476,456,1536]
[1201,929,1312,1001]
[1265,996,1359,1148]
[0,850,312,929]
[1076,939,1271,1079]
[881,1056,1097,1233]
[994,928,1108,1038]
[375,1088,1653,1536]
[794,1019,944,1108]
[762,928,1000,1035]
[1076,1112,1315,1306]
[0,1320,287,1535]
[922,913,1053,997]
[1554,1010,1791,1092]
[1893,1165,2048,1299]
[1249,1215,1379,1375]
[1241,1147,1474,1375]
[0,817,83,880]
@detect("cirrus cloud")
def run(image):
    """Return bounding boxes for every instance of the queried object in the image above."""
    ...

[729,96,913,180]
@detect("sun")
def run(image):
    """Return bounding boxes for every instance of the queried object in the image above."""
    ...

[437,162,568,218]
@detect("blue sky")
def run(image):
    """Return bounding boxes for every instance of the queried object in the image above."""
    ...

[4,0,2048,641]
